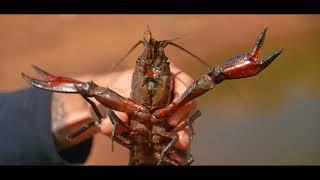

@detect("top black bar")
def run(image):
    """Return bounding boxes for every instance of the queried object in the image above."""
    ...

[0,0,320,13]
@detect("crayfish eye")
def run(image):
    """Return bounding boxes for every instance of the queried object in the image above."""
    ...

[137,56,143,63]
[163,56,169,63]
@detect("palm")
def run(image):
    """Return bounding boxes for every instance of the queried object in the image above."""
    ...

[93,63,196,151]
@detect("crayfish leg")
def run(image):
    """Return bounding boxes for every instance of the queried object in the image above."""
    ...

[106,109,131,151]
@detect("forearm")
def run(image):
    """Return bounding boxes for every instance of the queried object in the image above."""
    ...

[0,88,94,164]
[0,88,64,164]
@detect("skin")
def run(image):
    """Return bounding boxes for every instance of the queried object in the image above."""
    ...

[51,62,196,156]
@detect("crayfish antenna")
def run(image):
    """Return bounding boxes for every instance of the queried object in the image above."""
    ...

[111,139,114,152]
[110,40,143,72]
[166,41,211,68]
[146,25,152,39]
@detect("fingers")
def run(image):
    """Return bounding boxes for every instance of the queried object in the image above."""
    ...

[170,63,194,97]
[170,62,196,124]
[170,62,197,151]
[167,101,196,127]
[168,103,196,151]
[88,71,132,136]
[175,129,192,150]
[100,110,129,137]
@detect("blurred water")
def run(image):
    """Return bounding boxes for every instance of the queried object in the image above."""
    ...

[193,86,320,165]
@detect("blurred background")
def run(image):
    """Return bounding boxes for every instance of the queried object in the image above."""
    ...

[0,15,319,165]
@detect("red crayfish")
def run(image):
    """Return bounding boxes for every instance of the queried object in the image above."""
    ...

[22,27,282,165]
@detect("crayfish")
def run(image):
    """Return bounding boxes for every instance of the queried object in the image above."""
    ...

[21,27,282,165]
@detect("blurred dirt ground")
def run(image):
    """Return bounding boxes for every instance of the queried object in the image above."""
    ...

[0,15,319,165]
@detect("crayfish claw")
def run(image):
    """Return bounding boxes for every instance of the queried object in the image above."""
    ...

[31,65,55,79]
[21,65,86,93]
[252,27,268,58]
[221,29,283,80]
[21,72,58,91]
[258,48,283,69]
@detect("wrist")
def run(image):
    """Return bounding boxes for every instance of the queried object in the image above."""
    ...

[51,92,99,151]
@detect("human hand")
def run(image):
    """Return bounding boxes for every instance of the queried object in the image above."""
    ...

[52,62,196,153]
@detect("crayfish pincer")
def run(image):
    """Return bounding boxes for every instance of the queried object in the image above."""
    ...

[22,27,282,166]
